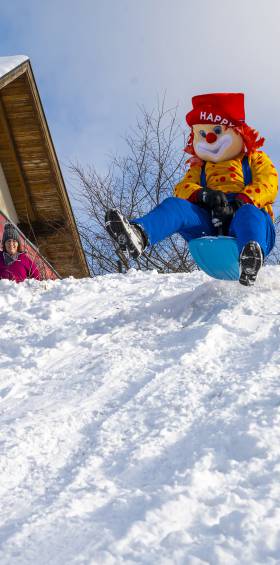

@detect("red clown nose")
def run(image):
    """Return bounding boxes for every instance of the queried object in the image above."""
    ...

[206,132,217,143]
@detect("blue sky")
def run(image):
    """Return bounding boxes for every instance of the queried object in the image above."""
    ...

[1,0,280,192]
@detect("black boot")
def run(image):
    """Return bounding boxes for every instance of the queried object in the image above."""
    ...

[239,241,263,286]
[105,209,147,259]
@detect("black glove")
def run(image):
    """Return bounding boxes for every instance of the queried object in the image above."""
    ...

[197,189,230,209]
[197,189,245,232]
[211,204,234,231]
[211,197,244,232]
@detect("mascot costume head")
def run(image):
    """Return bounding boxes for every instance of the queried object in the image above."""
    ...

[185,92,264,164]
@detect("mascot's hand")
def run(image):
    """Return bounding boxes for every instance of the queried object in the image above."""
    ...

[211,204,235,229]
[211,196,244,230]
[197,189,246,230]
[197,189,228,211]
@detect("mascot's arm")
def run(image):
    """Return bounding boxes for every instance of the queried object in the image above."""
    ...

[173,164,202,201]
[245,152,278,209]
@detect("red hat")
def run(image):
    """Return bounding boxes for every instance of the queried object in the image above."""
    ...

[186,93,245,127]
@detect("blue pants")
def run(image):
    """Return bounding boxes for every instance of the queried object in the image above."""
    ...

[133,197,275,257]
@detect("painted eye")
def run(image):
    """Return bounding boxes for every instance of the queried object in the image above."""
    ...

[199,130,207,138]
[213,126,222,135]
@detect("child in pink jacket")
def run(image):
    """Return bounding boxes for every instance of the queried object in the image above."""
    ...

[0,223,41,282]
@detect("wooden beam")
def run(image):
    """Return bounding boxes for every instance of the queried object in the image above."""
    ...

[0,96,36,222]
[0,61,30,90]
[25,65,90,275]
[18,219,66,238]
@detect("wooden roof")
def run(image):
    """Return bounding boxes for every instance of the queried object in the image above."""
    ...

[0,57,89,278]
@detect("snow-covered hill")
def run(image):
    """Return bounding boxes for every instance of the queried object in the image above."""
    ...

[1,267,280,565]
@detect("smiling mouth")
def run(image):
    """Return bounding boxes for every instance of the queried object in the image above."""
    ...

[197,135,232,156]
[207,145,223,155]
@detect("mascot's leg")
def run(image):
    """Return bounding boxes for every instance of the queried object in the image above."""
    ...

[133,197,216,244]
[229,204,276,286]
[105,197,215,258]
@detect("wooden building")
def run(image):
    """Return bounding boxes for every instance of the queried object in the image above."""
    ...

[0,55,89,278]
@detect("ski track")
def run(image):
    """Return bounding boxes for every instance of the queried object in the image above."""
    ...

[0,267,280,564]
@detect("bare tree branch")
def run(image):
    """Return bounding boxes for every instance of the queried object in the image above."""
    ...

[71,99,196,275]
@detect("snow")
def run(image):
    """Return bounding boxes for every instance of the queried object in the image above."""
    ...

[0,56,29,80]
[0,267,280,564]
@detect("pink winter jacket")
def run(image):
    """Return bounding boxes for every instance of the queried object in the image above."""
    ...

[0,251,41,282]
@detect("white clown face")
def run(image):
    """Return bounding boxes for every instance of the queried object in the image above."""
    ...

[193,124,244,162]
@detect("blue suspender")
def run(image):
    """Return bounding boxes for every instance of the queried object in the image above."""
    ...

[200,155,252,188]
[241,154,252,185]
[200,162,207,189]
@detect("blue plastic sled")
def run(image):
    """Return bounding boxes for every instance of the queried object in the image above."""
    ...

[188,236,240,281]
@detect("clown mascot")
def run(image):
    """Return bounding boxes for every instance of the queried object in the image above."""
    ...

[105,93,278,286]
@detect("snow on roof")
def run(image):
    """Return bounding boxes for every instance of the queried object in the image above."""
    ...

[0,55,29,80]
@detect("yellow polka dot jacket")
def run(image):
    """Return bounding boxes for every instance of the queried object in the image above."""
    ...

[174,151,278,221]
